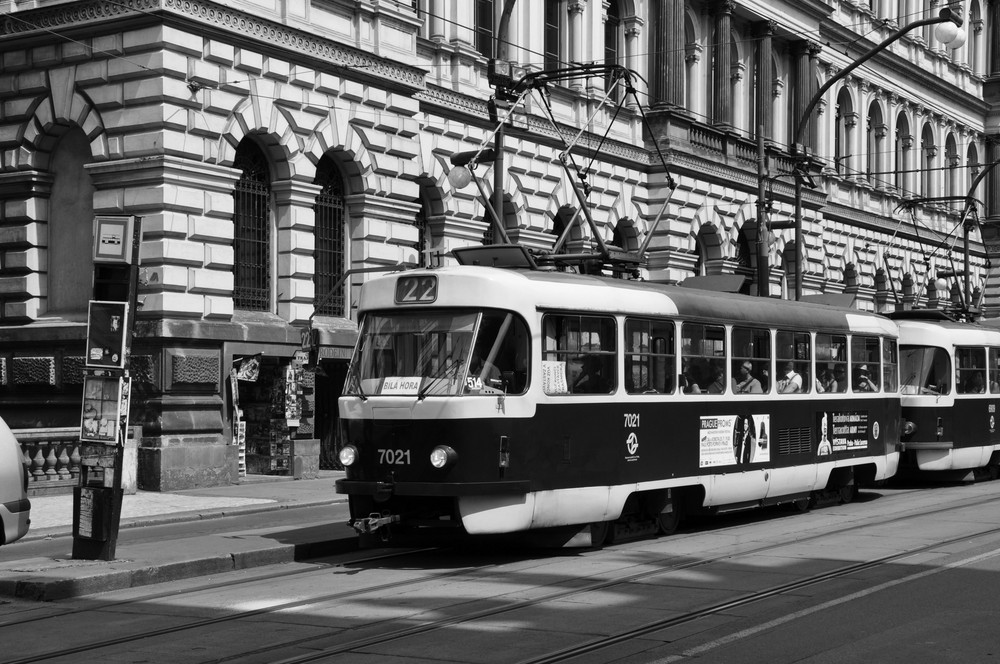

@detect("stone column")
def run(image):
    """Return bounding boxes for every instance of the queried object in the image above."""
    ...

[755,20,776,141]
[712,0,735,126]
[651,0,685,108]
[792,41,820,151]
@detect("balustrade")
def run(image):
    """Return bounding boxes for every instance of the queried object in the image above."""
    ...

[13,427,81,495]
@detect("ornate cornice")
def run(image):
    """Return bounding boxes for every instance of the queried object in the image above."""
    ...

[417,85,652,167]
[1,0,426,92]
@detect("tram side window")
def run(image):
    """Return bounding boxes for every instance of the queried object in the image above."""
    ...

[542,314,616,395]
[882,338,899,393]
[625,318,675,394]
[900,346,951,395]
[851,336,881,393]
[731,326,770,394]
[815,333,847,393]
[956,347,987,394]
[990,348,1000,393]
[680,323,726,394]
[776,330,810,393]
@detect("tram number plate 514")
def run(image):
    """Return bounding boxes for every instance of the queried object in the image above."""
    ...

[378,448,411,465]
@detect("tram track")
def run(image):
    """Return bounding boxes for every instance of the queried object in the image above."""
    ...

[6,483,1000,664]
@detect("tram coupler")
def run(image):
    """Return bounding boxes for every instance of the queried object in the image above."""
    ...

[349,512,401,536]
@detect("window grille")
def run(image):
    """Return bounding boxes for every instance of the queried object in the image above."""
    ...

[314,158,346,316]
[233,142,271,311]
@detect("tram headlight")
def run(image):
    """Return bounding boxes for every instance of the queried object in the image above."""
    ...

[430,445,458,470]
[338,444,359,467]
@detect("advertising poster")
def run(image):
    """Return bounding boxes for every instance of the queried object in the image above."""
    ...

[85,301,128,369]
[700,414,771,467]
[699,415,739,468]
[819,410,870,453]
[81,375,130,444]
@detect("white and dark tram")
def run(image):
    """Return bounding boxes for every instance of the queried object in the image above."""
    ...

[892,310,1000,479]
[335,247,901,544]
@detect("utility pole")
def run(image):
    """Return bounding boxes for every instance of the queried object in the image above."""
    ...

[489,1,518,232]
[755,130,769,297]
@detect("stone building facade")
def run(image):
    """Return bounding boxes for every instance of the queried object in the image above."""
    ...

[0,0,996,489]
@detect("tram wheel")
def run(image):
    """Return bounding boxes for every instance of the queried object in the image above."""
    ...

[838,482,857,504]
[589,521,611,547]
[656,495,682,536]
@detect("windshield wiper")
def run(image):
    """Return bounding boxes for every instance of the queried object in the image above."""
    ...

[417,357,466,400]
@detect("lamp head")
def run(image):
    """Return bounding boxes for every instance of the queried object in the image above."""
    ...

[447,166,473,189]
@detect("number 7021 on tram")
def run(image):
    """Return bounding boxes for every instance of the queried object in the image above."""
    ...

[335,248,902,545]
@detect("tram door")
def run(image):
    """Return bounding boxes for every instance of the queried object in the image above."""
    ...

[316,359,349,469]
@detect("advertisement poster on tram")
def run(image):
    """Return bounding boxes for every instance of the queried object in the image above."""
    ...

[818,410,869,453]
[699,414,770,467]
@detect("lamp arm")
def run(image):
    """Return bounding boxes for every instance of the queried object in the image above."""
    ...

[793,15,950,150]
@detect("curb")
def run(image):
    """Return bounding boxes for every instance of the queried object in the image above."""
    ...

[0,530,360,602]
[20,496,349,542]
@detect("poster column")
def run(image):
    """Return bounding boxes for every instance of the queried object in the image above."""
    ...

[73,216,140,561]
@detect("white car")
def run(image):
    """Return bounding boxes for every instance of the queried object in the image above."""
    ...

[0,417,30,545]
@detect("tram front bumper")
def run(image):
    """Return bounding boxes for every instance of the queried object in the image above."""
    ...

[336,479,530,497]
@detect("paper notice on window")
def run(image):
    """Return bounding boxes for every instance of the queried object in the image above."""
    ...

[543,361,568,394]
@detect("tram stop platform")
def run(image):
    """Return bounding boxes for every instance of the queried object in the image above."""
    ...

[0,470,357,601]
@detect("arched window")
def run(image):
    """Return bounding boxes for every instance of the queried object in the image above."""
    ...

[969,1,982,75]
[867,102,886,185]
[232,140,272,312]
[834,89,854,176]
[604,1,622,97]
[967,142,981,204]
[47,127,95,315]
[920,124,936,198]
[313,156,346,317]
[544,1,564,72]
[944,134,959,208]
[475,0,494,59]
[895,113,911,194]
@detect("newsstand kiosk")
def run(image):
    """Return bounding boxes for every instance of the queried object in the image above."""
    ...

[73,216,140,561]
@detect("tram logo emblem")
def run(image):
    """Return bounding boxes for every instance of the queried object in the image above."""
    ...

[625,432,639,461]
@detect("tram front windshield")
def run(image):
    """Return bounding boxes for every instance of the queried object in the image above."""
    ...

[900,346,951,395]
[345,309,528,397]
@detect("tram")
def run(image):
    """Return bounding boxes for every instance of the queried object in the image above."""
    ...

[893,310,1000,479]
[334,246,902,545]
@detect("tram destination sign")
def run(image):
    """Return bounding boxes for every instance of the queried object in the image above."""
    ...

[395,275,437,304]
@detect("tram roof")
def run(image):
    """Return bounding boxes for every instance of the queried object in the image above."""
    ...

[892,311,1000,345]
[360,265,898,336]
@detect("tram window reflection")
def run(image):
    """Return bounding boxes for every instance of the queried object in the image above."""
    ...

[851,335,881,393]
[816,333,848,393]
[681,323,726,394]
[776,330,810,393]
[542,314,616,395]
[990,348,1000,393]
[732,326,770,394]
[625,318,675,394]
[956,346,987,395]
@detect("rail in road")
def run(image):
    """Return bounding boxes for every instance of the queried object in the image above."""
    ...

[4,480,1000,663]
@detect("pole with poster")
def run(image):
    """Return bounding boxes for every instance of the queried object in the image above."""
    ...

[73,215,141,561]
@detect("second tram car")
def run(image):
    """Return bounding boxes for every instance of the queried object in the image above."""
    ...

[336,252,901,544]
[894,310,1000,478]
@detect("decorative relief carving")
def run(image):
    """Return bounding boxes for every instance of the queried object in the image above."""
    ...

[171,352,220,385]
[13,357,55,386]
[62,356,86,385]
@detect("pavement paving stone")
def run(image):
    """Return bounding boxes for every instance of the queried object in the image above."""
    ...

[0,471,354,601]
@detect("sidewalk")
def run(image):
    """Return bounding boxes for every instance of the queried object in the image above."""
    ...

[0,471,357,601]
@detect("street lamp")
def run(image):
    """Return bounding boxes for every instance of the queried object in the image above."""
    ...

[785,3,965,301]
